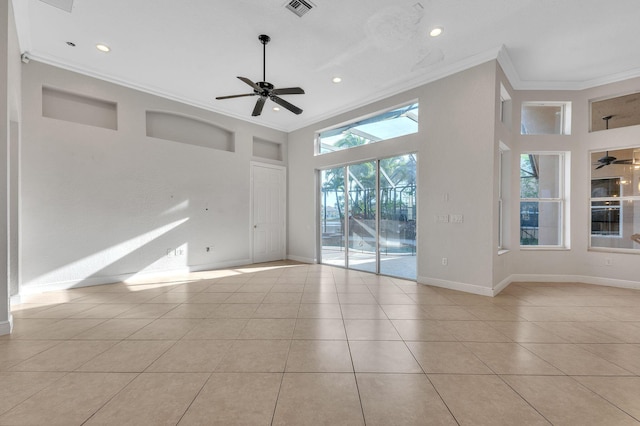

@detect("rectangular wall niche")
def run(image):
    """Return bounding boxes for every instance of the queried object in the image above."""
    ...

[591,92,640,132]
[42,86,117,130]
[146,111,234,152]
[253,137,282,161]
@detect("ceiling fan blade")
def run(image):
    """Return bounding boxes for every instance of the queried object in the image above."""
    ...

[215,93,255,100]
[612,159,633,164]
[270,95,303,115]
[252,97,267,116]
[271,87,305,96]
[595,163,606,169]
[238,76,261,92]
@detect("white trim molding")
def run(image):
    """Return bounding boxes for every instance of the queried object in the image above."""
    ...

[287,255,315,264]
[0,317,13,336]
[509,274,640,291]
[418,276,494,297]
[18,258,253,295]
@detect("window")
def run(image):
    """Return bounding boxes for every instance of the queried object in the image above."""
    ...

[590,147,640,251]
[520,153,567,247]
[316,102,418,154]
[521,102,571,135]
[590,92,640,132]
[591,178,621,236]
[498,142,510,250]
[319,154,417,280]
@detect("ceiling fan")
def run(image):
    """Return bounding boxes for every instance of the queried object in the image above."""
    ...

[593,151,632,169]
[215,34,305,117]
[593,116,633,169]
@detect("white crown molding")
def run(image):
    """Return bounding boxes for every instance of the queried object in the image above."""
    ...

[21,45,640,133]
[289,45,506,132]
[10,0,32,53]
[497,45,640,91]
[26,53,291,133]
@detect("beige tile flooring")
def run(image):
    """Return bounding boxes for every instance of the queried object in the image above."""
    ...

[1,261,640,425]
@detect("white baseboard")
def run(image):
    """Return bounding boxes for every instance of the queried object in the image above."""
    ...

[492,275,513,296]
[0,316,13,336]
[509,274,640,291]
[415,273,640,297]
[18,258,254,295]
[418,276,494,297]
[287,255,315,264]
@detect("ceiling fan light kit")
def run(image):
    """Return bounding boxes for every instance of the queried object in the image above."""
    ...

[215,34,305,117]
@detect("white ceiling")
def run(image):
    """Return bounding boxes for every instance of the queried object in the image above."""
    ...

[12,0,640,132]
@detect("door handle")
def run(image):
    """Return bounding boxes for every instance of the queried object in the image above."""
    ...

[254,225,257,228]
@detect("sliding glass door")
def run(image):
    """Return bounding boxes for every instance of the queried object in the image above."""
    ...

[319,154,416,279]
[379,155,416,278]
[320,167,346,268]
[347,161,377,273]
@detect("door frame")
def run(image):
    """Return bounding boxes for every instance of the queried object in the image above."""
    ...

[250,161,287,264]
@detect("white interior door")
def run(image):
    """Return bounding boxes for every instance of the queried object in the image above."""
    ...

[251,163,286,263]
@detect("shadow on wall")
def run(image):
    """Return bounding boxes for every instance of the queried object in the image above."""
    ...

[25,216,190,290]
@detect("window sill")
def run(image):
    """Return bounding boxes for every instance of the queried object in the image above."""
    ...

[520,246,570,251]
[498,249,510,256]
[588,247,640,255]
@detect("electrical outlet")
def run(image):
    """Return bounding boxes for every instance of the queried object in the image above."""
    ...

[442,257,448,266]
[436,215,449,223]
[451,214,464,224]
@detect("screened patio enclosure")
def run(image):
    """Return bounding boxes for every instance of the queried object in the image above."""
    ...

[319,154,417,280]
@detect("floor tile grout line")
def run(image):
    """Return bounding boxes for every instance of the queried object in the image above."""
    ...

[78,370,142,425]
[494,373,555,425]
[566,375,640,423]
[174,371,214,426]
[334,271,368,425]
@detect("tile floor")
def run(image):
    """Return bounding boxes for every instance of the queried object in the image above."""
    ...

[2,261,640,425]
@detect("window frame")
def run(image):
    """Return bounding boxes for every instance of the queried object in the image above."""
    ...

[315,101,419,155]
[590,177,623,238]
[519,152,568,249]
[589,147,640,253]
[520,101,572,136]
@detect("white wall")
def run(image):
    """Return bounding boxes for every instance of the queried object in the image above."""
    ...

[492,65,516,290]
[8,0,21,299]
[289,60,640,295]
[14,52,640,301]
[1,0,21,334]
[288,62,499,295]
[511,78,640,288]
[20,61,287,293]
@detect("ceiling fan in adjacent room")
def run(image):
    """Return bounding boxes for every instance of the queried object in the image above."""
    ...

[215,34,305,117]
[593,115,633,169]
[593,151,633,169]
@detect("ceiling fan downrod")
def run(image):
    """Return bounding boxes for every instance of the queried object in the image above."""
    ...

[259,34,270,83]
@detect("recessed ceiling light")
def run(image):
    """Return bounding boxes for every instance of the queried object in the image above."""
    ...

[429,26,443,37]
[332,77,342,83]
[96,43,111,53]
[273,107,280,112]
[66,41,76,47]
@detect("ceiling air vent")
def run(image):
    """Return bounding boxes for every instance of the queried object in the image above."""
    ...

[285,0,315,17]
